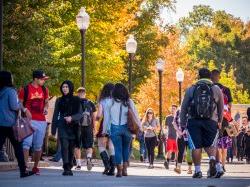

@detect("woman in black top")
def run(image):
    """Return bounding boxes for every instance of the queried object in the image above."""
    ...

[52,80,83,176]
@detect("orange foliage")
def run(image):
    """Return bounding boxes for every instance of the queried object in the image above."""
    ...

[134,30,196,117]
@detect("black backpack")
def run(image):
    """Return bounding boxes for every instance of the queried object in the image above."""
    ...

[23,84,47,107]
[189,82,214,119]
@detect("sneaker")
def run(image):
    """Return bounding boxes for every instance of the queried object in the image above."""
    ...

[75,165,81,170]
[192,171,202,178]
[148,165,154,169]
[174,167,181,174]
[209,159,217,178]
[62,170,73,176]
[32,167,40,175]
[214,171,224,178]
[164,161,169,169]
[87,158,93,171]
[68,170,73,176]
[20,171,34,178]
[222,166,226,172]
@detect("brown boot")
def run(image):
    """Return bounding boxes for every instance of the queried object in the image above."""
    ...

[116,165,122,178]
[122,162,128,176]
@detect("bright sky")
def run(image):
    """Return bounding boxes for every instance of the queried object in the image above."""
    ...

[161,0,250,24]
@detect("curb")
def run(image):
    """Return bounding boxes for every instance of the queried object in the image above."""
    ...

[0,161,50,172]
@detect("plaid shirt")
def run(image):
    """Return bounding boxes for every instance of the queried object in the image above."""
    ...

[173,109,181,131]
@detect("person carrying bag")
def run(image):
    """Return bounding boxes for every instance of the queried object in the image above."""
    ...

[0,71,34,178]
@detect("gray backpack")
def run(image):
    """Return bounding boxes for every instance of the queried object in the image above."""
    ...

[80,100,92,127]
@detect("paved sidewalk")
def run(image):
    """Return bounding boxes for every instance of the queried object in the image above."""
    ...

[0,159,250,187]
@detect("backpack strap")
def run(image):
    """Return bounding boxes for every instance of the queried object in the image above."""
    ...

[23,85,29,107]
[41,86,47,105]
[118,102,122,125]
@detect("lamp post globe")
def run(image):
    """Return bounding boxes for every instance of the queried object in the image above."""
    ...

[156,58,165,72]
[126,35,137,54]
[76,7,90,30]
[176,68,184,105]
[126,35,137,93]
[176,68,184,83]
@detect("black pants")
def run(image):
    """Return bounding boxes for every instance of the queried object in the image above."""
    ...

[177,137,192,165]
[60,138,75,170]
[237,145,244,160]
[145,136,157,165]
[177,137,185,164]
[0,126,26,174]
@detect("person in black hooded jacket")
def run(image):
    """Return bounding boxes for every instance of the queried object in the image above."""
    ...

[51,80,83,176]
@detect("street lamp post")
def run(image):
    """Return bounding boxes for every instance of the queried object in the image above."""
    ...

[176,68,184,105]
[126,35,137,93]
[76,7,90,87]
[156,58,165,159]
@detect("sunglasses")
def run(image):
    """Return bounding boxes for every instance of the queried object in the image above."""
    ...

[147,112,153,114]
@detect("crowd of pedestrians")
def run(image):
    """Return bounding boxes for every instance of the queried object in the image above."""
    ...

[0,67,250,179]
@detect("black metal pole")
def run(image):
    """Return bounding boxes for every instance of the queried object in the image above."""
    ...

[157,70,164,159]
[128,53,132,93]
[0,0,3,71]
[80,29,86,87]
[178,81,182,105]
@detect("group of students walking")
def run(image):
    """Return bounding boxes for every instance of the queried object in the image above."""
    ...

[0,70,142,178]
[0,67,250,179]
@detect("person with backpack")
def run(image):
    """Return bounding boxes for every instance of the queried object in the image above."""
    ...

[74,87,96,171]
[180,68,224,178]
[18,70,49,175]
[236,116,248,161]
[96,83,116,175]
[243,108,250,164]
[106,83,142,177]
[211,69,234,178]
[51,80,83,176]
[0,71,34,178]
[164,105,178,170]
[242,127,250,164]
[142,108,159,169]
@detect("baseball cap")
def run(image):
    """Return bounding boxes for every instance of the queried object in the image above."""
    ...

[77,87,86,93]
[33,70,49,80]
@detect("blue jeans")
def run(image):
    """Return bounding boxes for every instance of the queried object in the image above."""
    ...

[138,133,147,159]
[110,124,132,165]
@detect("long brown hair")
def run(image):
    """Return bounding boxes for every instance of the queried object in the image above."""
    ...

[142,108,156,124]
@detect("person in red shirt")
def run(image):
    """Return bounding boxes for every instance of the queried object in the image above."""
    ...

[19,70,49,175]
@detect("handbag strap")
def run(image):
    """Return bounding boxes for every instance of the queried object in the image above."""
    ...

[119,103,122,125]
[16,110,22,127]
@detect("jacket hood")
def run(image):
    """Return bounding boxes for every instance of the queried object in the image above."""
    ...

[60,80,74,97]
[197,78,213,85]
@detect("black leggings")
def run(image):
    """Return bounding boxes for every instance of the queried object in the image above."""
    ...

[0,126,26,174]
[145,136,157,165]
[177,137,185,164]
[60,138,75,169]
[177,137,192,165]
